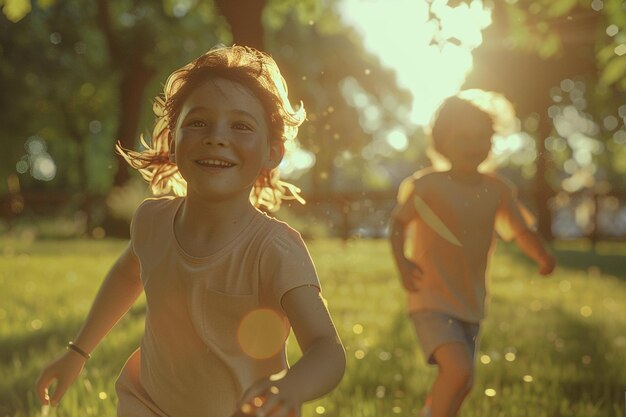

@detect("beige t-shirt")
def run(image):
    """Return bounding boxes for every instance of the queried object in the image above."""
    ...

[115,197,320,417]
[392,169,532,322]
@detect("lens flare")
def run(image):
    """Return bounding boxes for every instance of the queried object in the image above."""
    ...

[237,308,289,359]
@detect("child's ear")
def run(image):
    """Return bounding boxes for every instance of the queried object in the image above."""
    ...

[265,140,285,169]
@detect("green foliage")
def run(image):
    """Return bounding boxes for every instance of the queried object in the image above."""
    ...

[266,9,415,192]
[0,0,231,194]
[543,0,579,18]
[1,238,625,416]
[0,0,416,198]
[502,0,626,91]
[0,0,31,22]
[602,56,626,87]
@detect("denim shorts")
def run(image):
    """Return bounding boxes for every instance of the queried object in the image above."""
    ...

[409,310,480,365]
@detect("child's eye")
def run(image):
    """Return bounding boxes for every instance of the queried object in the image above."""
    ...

[232,122,252,131]
[188,120,206,127]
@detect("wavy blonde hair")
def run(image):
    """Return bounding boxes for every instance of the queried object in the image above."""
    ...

[116,45,306,211]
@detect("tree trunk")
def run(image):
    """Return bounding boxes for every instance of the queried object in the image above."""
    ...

[463,5,599,241]
[113,58,156,186]
[214,0,266,51]
[534,115,554,240]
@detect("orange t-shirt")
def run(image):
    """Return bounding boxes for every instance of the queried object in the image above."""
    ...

[115,197,320,417]
[392,169,532,322]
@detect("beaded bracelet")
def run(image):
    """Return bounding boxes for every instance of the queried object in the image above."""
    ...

[67,341,91,360]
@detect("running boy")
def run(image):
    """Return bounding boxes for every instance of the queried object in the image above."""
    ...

[389,92,556,417]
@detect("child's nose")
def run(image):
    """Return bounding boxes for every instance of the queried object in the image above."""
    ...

[202,127,228,146]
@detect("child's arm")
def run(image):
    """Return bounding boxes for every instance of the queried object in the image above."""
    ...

[514,229,556,276]
[493,176,556,277]
[389,216,422,291]
[35,243,142,405]
[238,286,345,417]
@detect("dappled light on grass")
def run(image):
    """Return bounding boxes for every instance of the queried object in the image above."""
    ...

[3,238,626,416]
[484,388,496,397]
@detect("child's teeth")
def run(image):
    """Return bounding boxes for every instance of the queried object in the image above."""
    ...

[198,159,233,167]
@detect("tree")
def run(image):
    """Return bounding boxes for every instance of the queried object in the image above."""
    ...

[214,0,265,50]
[464,0,625,239]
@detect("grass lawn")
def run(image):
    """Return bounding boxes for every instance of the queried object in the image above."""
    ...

[0,237,624,417]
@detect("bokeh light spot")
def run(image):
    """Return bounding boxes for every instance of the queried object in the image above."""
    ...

[580,305,592,317]
[504,352,516,362]
[480,354,491,364]
[237,308,288,359]
[354,349,365,359]
[92,227,106,239]
[378,351,392,361]
[523,375,533,382]
[352,324,363,334]
[315,406,326,414]
[484,388,496,397]
[98,391,108,400]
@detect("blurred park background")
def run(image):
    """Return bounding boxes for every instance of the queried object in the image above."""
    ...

[1,0,626,241]
[1,0,626,416]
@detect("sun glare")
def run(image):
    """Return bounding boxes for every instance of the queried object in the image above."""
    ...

[339,0,492,125]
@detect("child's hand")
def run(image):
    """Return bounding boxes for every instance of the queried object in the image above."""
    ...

[36,350,87,406]
[538,254,556,276]
[399,257,422,292]
[236,378,299,417]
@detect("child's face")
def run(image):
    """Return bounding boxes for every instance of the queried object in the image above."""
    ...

[438,120,493,173]
[171,77,281,201]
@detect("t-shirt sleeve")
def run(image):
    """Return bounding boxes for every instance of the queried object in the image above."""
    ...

[129,198,156,255]
[391,177,418,224]
[495,180,535,241]
[260,226,321,310]
[129,200,147,254]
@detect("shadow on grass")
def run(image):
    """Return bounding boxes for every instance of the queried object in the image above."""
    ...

[531,305,625,415]
[552,249,626,281]
[340,302,625,416]
[500,240,626,281]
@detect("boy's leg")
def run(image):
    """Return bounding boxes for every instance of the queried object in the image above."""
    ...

[430,341,474,417]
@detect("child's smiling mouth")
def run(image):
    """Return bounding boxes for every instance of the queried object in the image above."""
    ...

[195,158,236,168]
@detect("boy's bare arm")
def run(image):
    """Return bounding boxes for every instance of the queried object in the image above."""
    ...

[238,286,345,416]
[389,216,422,291]
[514,229,556,275]
[36,243,143,405]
